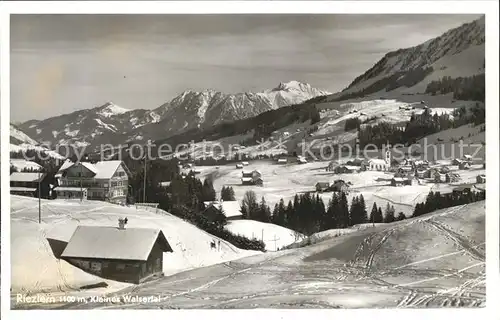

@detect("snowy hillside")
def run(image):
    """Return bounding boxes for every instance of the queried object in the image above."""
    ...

[39,201,484,309]
[10,124,65,160]
[226,220,303,251]
[10,196,259,294]
[19,81,329,151]
[332,16,485,99]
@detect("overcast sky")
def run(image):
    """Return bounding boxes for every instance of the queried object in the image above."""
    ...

[10,14,481,122]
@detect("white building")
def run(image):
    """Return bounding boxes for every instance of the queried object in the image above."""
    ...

[365,150,391,171]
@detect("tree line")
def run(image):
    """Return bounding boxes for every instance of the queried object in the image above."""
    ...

[240,190,406,236]
[425,74,485,103]
[412,189,486,218]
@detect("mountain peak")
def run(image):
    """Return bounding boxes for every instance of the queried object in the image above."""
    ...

[274,80,311,92]
[96,102,130,117]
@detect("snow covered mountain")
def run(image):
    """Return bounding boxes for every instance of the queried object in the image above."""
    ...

[331,16,485,99]
[19,81,329,150]
[10,124,65,160]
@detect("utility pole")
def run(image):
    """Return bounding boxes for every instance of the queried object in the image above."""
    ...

[80,161,83,202]
[38,170,42,224]
[143,140,150,204]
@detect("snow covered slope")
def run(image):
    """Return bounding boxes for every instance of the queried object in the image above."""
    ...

[10,196,260,294]
[19,81,329,151]
[226,220,303,251]
[10,124,65,160]
[330,16,484,99]
[42,201,484,309]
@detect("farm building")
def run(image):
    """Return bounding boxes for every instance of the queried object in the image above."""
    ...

[326,161,337,172]
[241,170,263,186]
[391,177,405,186]
[241,161,249,166]
[236,163,244,169]
[10,172,46,197]
[334,165,360,174]
[446,173,461,183]
[60,223,173,284]
[277,158,287,164]
[459,162,471,170]
[434,172,447,183]
[315,182,330,192]
[331,180,349,193]
[403,177,417,186]
[416,169,428,179]
[395,166,414,176]
[203,201,244,221]
[345,159,363,166]
[476,174,486,183]
[452,185,477,195]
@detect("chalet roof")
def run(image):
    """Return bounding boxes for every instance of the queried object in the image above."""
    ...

[10,172,46,183]
[58,160,130,180]
[54,187,88,192]
[316,182,330,187]
[392,177,405,182]
[241,177,253,182]
[204,201,243,218]
[10,187,37,192]
[61,225,173,261]
[340,165,360,171]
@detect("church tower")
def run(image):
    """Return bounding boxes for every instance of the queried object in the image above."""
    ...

[385,149,392,166]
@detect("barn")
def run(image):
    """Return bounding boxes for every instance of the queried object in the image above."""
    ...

[60,223,173,284]
[315,182,330,192]
[203,201,244,222]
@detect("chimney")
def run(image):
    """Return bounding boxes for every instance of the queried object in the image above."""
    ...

[118,218,126,230]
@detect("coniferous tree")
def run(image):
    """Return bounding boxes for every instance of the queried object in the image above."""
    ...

[339,192,350,228]
[359,194,368,224]
[371,202,383,224]
[384,202,396,223]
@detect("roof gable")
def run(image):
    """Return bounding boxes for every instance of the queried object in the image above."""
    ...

[61,225,173,261]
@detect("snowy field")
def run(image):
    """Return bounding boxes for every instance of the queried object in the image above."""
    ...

[24,201,484,309]
[10,196,260,297]
[196,161,484,217]
[226,220,302,251]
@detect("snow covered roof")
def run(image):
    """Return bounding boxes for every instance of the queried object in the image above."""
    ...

[159,181,171,187]
[10,187,37,192]
[58,160,129,180]
[241,177,253,182]
[204,201,243,218]
[392,177,405,182]
[10,172,46,182]
[54,187,88,192]
[341,165,360,171]
[61,225,173,261]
